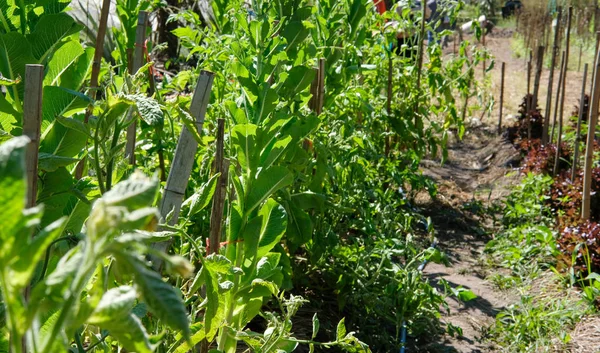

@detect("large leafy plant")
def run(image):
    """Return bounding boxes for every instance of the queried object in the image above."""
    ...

[0,136,190,352]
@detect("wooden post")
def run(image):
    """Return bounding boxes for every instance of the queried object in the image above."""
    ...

[582,47,600,220]
[152,71,214,269]
[23,65,44,208]
[526,60,532,116]
[208,119,229,255]
[74,0,112,180]
[498,62,505,135]
[572,63,589,181]
[543,6,562,145]
[552,8,573,174]
[124,11,149,166]
[415,1,427,97]
[530,45,545,140]
[21,63,44,353]
[551,51,566,143]
[592,31,600,94]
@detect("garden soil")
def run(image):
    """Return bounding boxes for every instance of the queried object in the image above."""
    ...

[415,26,596,352]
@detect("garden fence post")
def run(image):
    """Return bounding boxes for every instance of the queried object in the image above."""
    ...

[498,62,505,135]
[551,51,566,144]
[152,70,214,270]
[543,6,562,145]
[526,60,532,116]
[531,45,545,141]
[572,63,589,181]
[74,0,112,179]
[125,11,149,166]
[23,64,44,208]
[592,31,600,94]
[552,7,572,176]
[582,47,600,220]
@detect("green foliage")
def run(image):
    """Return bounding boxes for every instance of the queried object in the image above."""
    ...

[0,137,190,353]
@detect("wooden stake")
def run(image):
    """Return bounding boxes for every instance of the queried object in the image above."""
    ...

[551,51,566,143]
[74,0,112,180]
[543,6,562,145]
[592,31,600,93]
[582,47,600,220]
[531,45,545,140]
[526,60,532,115]
[152,71,214,269]
[125,11,149,166]
[23,65,44,208]
[498,62,505,135]
[572,63,589,181]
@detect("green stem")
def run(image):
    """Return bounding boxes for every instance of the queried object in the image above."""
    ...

[93,116,106,194]
[17,0,26,34]
[105,120,121,191]
[40,244,95,353]
[1,269,23,353]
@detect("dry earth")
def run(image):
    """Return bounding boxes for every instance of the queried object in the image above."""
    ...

[414,26,597,353]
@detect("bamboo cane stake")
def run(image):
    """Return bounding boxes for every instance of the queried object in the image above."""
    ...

[74,0,112,180]
[124,11,149,166]
[551,51,566,143]
[415,1,427,98]
[572,63,589,181]
[152,71,214,269]
[21,63,44,353]
[531,45,545,140]
[23,65,44,208]
[543,6,562,145]
[498,62,505,135]
[482,30,486,75]
[582,47,600,220]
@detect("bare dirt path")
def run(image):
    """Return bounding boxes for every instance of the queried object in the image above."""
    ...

[413,27,591,352]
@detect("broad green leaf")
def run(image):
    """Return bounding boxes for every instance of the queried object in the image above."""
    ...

[60,46,93,90]
[128,94,164,127]
[260,135,292,169]
[231,124,258,172]
[88,286,137,324]
[0,91,19,132]
[244,166,293,216]
[0,136,28,243]
[55,116,91,138]
[8,217,67,289]
[256,199,287,259]
[43,39,84,87]
[181,173,219,218]
[278,66,315,98]
[0,32,36,102]
[41,86,90,132]
[104,313,153,353]
[254,83,278,123]
[117,254,190,339]
[27,13,83,63]
[101,171,158,211]
[286,204,313,246]
[38,152,78,172]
